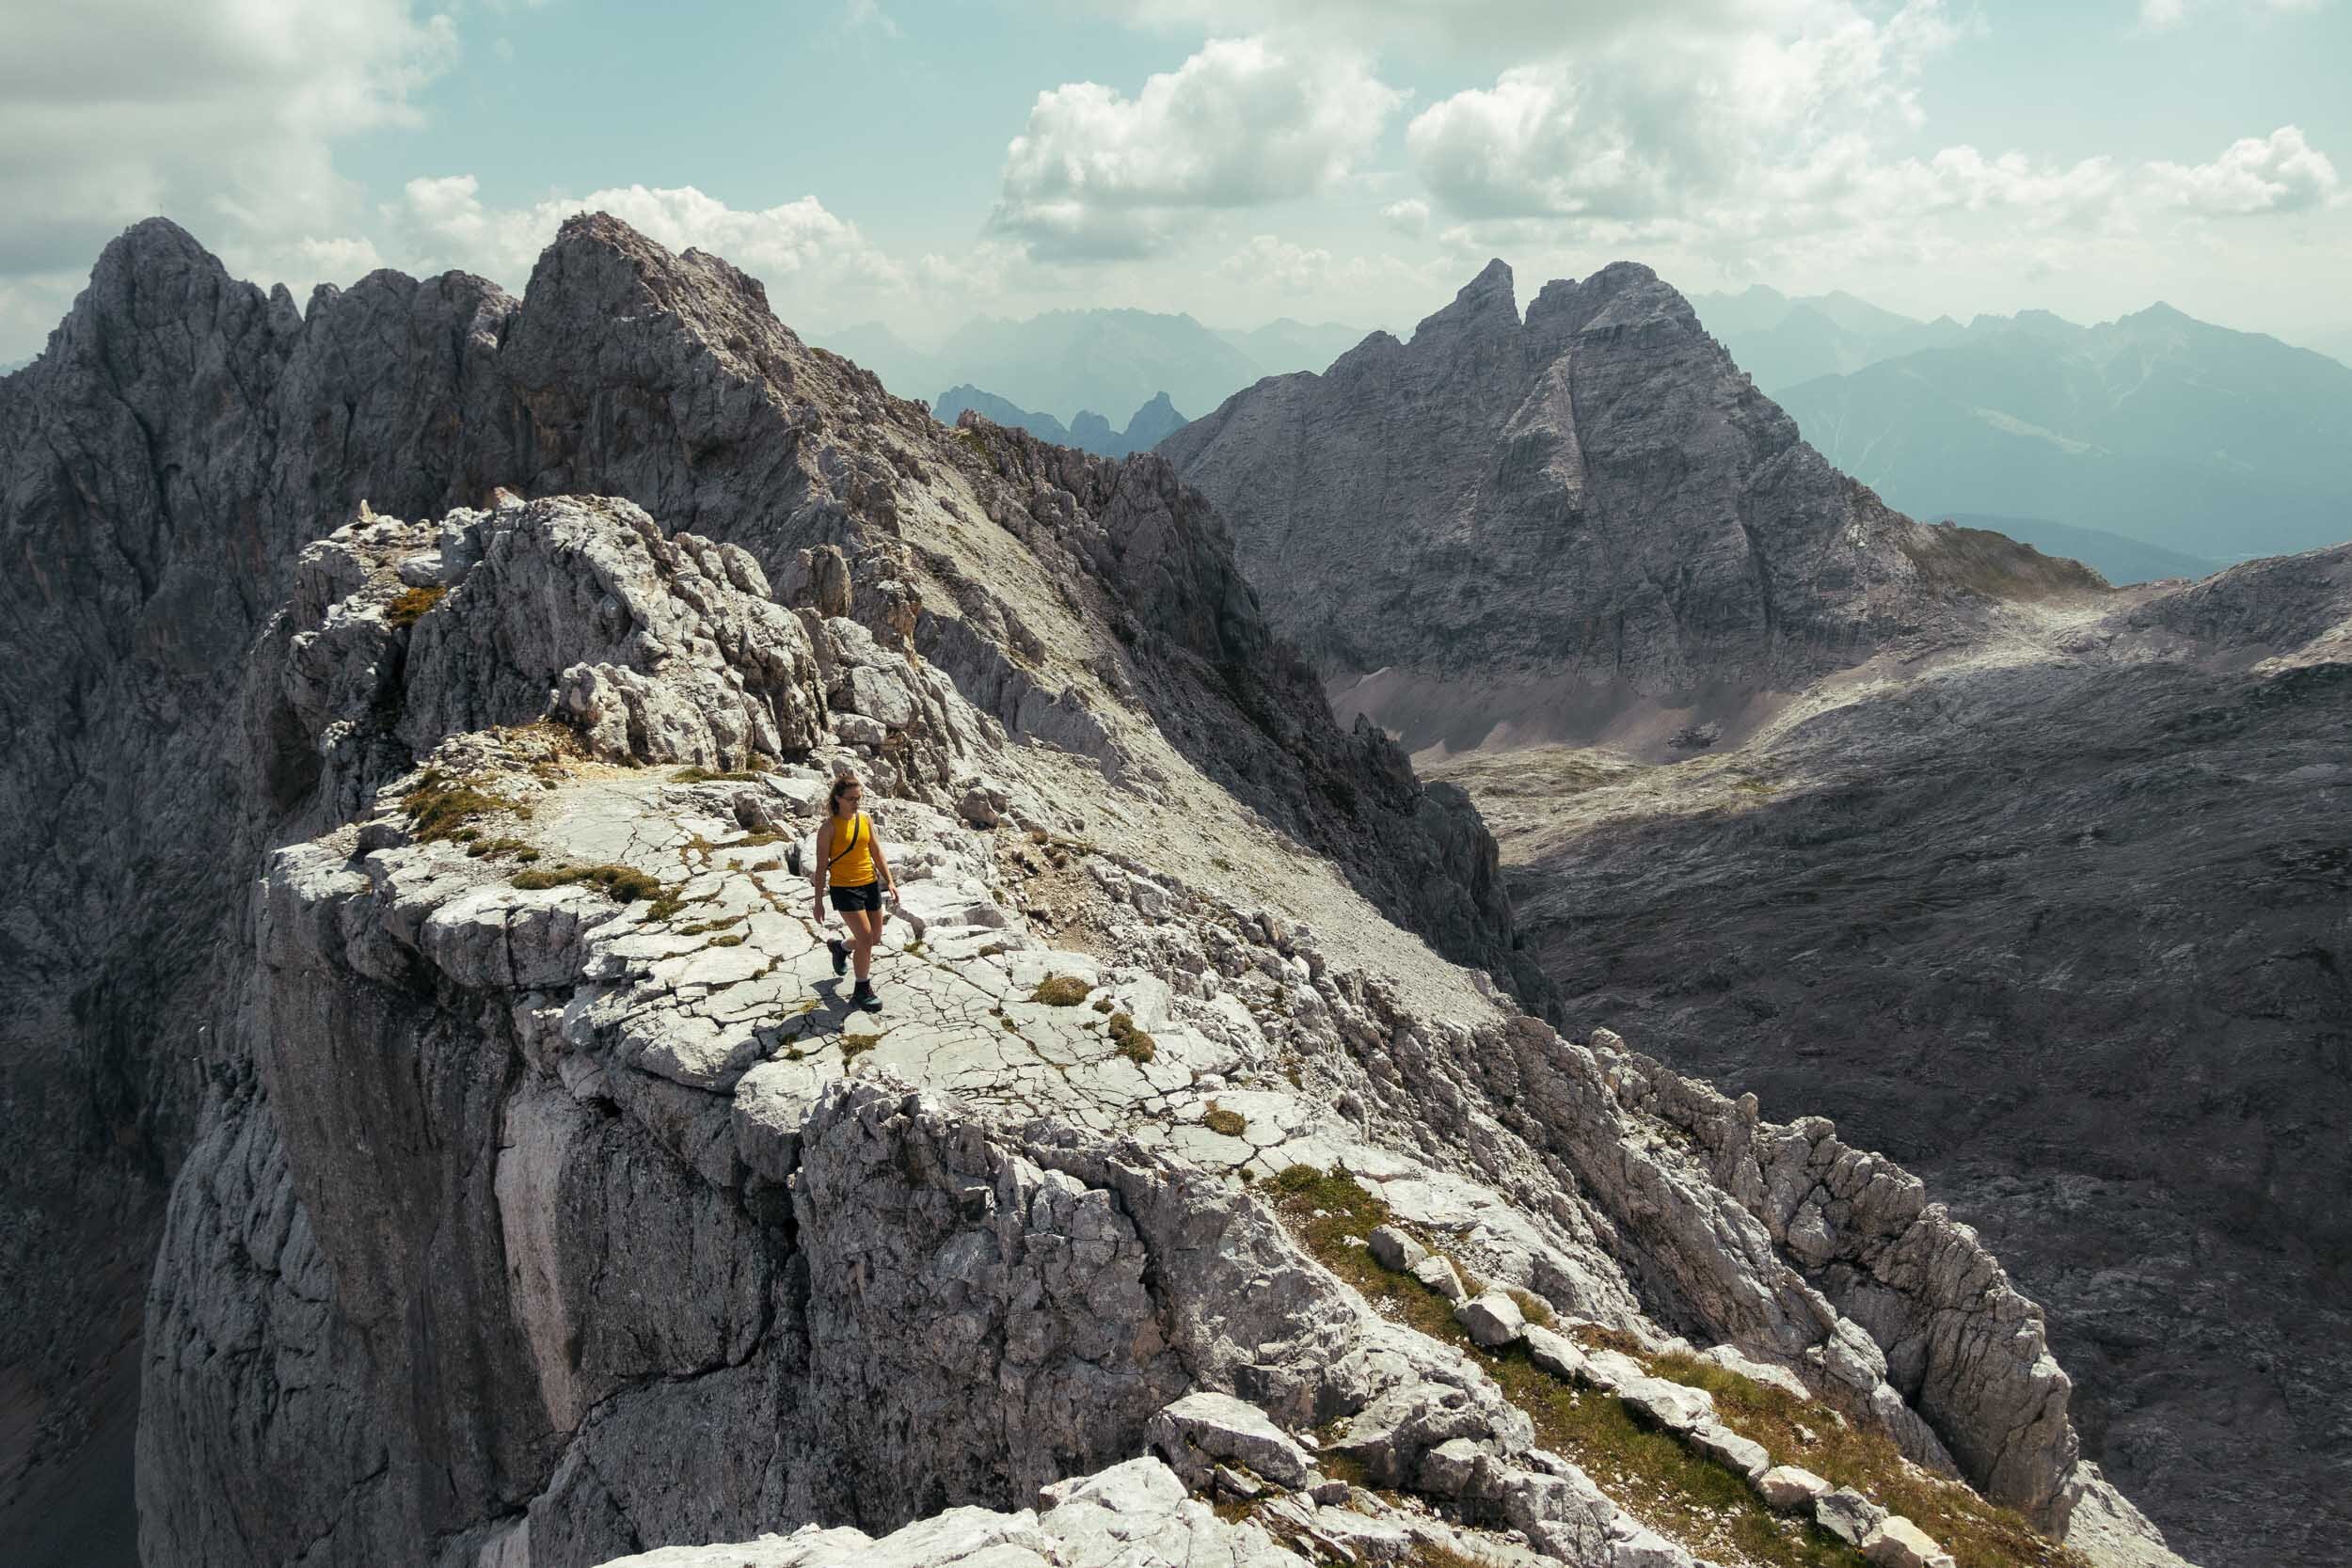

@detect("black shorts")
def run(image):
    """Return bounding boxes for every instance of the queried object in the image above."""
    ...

[828,881,883,913]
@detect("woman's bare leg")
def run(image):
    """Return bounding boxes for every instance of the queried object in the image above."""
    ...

[844,908,881,982]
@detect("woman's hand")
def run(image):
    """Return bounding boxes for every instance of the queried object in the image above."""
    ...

[811,891,826,924]
[877,890,894,927]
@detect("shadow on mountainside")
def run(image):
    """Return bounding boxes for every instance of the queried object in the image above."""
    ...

[1485,655,2352,1568]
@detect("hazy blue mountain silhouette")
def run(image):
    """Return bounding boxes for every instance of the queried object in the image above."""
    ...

[1775,304,2352,562]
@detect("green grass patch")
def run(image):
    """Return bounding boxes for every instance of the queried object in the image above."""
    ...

[1030,974,1091,1006]
[511,863,678,917]
[841,1032,882,1061]
[1648,1353,2082,1568]
[1265,1167,1872,1568]
[385,585,447,627]
[675,915,747,937]
[402,772,525,843]
[1106,1010,1157,1063]
[1202,1102,1247,1137]
[707,933,745,948]
[1504,1286,1554,1328]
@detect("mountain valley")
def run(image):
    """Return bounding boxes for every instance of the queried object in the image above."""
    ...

[1168,261,2352,1568]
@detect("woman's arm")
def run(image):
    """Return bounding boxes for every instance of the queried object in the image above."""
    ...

[869,828,898,897]
[810,818,834,912]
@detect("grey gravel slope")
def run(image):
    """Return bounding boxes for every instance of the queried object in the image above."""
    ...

[1430,548,2352,1568]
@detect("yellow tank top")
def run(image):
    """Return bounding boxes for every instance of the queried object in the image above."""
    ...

[827,811,876,887]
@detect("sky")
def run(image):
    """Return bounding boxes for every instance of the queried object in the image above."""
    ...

[4,0,2349,362]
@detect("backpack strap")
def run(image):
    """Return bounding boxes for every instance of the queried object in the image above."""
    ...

[828,813,863,868]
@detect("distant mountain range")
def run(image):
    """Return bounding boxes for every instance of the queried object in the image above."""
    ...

[817,289,2352,574]
[1773,304,2352,563]
[1689,285,1966,394]
[0,357,29,376]
[811,309,1369,434]
[2302,326,2352,368]
[932,385,1187,458]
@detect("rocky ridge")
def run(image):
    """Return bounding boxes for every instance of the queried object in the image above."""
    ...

[0,214,1537,1553]
[136,489,2177,1568]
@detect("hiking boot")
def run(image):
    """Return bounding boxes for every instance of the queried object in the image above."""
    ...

[828,938,849,976]
[851,981,882,1013]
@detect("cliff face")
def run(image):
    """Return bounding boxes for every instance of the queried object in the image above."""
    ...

[0,214,1549,1551]
[1159,260,2099,757]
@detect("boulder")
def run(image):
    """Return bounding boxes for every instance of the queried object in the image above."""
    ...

[956,783,1001,829]
[1757,1465,1832,1511]
[1418,1437,1487,1498]
[1522,1325,1589,1382]
[1455,1290,1528,1349]
[1368,1224,1427,1273]
[1334,1380,1498,1488]
[1688,1423,1772,1483]
[1817,1488,1891,1547]
[1609,1371,1714,1434]
[1410,1255,1468,1302]
[1861,1515,1957,1568]
[1146,1392,1311,1489]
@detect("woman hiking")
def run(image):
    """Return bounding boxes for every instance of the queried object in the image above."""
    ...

[812,772,897,1013]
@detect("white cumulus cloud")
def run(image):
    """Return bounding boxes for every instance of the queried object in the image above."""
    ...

[0,0,453,277]
[991,37,1402,260]
[1406,1,1957,227]
[1381,198,1433,237]
[386,176,913,324]
[2145,126,2340,214]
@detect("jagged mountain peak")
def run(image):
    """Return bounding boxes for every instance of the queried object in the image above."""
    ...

[1415,256,1519,334]
[1165,258,2098,755]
